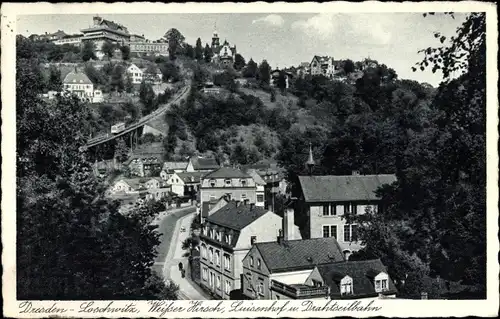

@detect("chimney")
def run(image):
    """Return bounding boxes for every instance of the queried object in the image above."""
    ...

[277,229,284,245]
[283,206,295,241]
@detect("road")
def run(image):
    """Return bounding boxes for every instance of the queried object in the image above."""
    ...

[153,206,210,300]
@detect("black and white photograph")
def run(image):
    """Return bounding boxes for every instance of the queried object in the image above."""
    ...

[1,1,498,317]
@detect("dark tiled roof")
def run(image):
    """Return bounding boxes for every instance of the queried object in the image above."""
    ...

[316,259,398,298]
[176,172,205,183]
[205,201,268,231]
[203,167,250,179]
[255,237,345,273]
[298,174,396,202]
[63,71,93,85]
[189,156,220,170]
[163,161,187,171]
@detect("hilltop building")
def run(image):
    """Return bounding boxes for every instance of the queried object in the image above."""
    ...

[53,34,83,46]
[211,27,237,66]
[81,16,131,51]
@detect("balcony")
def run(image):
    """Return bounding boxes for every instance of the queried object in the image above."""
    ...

[271,280,329,299]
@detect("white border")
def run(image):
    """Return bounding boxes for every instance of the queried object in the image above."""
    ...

[2,2,498,318]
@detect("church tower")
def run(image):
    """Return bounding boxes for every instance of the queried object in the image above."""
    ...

[211,23,220,50]
[305,143,315,175]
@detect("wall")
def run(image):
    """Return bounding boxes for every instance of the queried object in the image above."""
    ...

[309,201,378,251]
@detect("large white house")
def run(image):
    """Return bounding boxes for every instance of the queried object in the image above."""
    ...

[62,71,103,103]
[126,63,163,85]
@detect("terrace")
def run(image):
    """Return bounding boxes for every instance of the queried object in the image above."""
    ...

[271,280,330,299]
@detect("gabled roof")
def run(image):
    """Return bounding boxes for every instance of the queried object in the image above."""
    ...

[116,178,145,190]
[189,156,220,171]
[316,259,398,298]
[63,71,93,85]
[203,167,249,179]
[175,172,206,184]
[205,201,269,231]
[298,174,397,202]
[246,169,266,186]
[254,237,345,273]
[162,161,187,171]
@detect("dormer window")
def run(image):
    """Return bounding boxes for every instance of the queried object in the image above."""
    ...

[210,179,216,187]
[240,179,247,186]
[340,276,353,295]
[374,272,389,293]
[225,179,231,186]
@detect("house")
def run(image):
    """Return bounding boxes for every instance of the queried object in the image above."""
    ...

[62,70,98,102]
[125,154,162,177]
[199,167,257,219]
[186,156,220,172]
[199,201,302,299]
[211,29,237,66]
[241,232,345,300]
[160,161,187,180]
[33,30,68,42]
[245,169,266,207]
[309,56,341,78]
[306,259,398,300]
[109,177,169,205]
[81,16,131,51]
[128,41,169,55]
[297,172,397,255]
[140,66,163,85]
[167,171,205,198]
[144,177,171,201]
[126,63,143,84]
[296,62,311,78]
[270,69,293,89]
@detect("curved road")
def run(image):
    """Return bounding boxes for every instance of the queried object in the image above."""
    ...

[85,81,191,149]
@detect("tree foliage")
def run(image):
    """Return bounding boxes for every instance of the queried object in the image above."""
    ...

[81,41,97,62]
[233,53,246,70]
[195,38,204,61]
[16,45,178,299]
[243,58,258,78]
[164,28,185,60]
[203,44,213,63]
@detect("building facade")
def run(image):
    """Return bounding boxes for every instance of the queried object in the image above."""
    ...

[166,172,205,198]
[128,41,169,55]
[199,201,301,299]
[53,34,83,46]
[62,71,97,102]
[200,167,257,219]
[309,55,341,78]
[211,29,237,66]
[81,16,131,50]
[241,230,344,300]
[125,155,163,177]
[297,173,397,256]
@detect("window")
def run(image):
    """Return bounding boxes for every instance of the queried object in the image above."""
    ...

[225,280,231,294]
[257,280,264,295]
[225,179,231,186]
[241,193,247,200]
[215,250,221,266]
[216,231,221,241]
[246,273,253,291]
[201,245,207,259]
[344,224,358,242]
[209,229,214,238]
[216,275,221,290]
[209,195,216,201]
[382,279,388,290]
[275,295,280,300]
[344,204,351,214]
[241,179,247,186]
[323,225,337,239]
[257,259,262,270]
[351,225,358,241]
[250,236,257,245]
[312,279,322,288]
[375,274,389,293]
[250,256,254,267]
[330,204,337,215]
[224,254,231,270]
[340,277,353,295]
[322,204,329,216]
[257,194,264,202]
[209,248,213,263]
[210,179,216,187]
[352,204,358,214]
[202,268,208,280]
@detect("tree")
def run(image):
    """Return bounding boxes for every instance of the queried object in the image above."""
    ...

[160,61,181,83]
[233,53,246,70]
[110,64,125,93]
[101,40,116,60]
[81,41,96,62]
[120,45,131,60]
[16,51,177,299]
[343,59,355,74]
[164,28,185,60]
[84,64,106,87]
[276,71,287,93]
[47,65,62,91]
[114,138,129,163]
[139,81,156,115]
[243,58,258,78]
[125,73,134,93]
[163,130,177,158]
[270,89,276,102]
[203,43,213,63]
[195,38,204,61]
[184,43,195,59]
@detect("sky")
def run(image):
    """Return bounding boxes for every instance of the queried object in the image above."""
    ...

[17,13,467,87]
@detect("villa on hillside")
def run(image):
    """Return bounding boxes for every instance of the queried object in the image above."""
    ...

[62,70,103,103]
[211,28,237,66]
